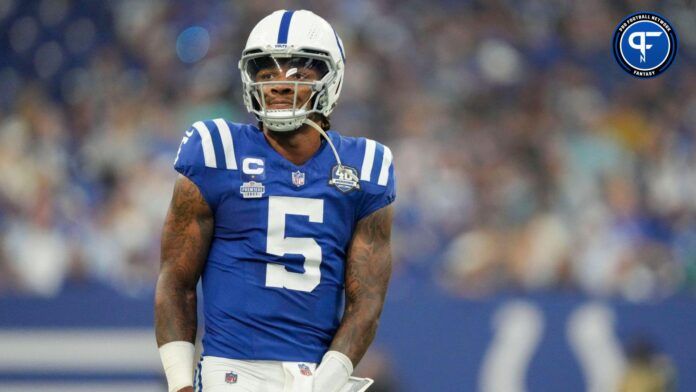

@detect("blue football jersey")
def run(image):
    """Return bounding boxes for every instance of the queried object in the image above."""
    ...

[173,119,396,363]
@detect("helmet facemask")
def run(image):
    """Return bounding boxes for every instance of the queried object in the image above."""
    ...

[240,49,337,132]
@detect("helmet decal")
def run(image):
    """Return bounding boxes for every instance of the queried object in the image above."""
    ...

[277,10,295,45]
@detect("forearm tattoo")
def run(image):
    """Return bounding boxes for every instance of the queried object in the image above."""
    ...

[330,205,393,366]
[155,176,213,346]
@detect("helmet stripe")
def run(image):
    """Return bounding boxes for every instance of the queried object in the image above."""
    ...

[333,29,345,62]
[277,10,295,44]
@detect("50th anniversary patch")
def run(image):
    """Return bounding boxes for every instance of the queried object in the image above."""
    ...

[613,12,677,78]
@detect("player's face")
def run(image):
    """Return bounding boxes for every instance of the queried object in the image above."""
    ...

[247,55,329,111]
[256,66,317,110]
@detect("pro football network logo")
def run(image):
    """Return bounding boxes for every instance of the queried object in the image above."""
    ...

[612,12,677,78]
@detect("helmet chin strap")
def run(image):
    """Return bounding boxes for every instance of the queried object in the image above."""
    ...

[302,118,359,183]
[302,118,341,165]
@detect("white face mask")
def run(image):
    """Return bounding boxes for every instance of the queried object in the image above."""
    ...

[240,51,337,132]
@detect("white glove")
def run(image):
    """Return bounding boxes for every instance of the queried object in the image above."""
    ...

[312,350,353,392]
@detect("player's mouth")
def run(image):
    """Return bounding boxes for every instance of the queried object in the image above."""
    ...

[267,101,296,109]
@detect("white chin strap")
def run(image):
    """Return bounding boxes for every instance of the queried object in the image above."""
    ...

[302,118,341,165]
[302,118,360,184]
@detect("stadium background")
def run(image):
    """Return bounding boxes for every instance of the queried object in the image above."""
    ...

[0,0,694,391]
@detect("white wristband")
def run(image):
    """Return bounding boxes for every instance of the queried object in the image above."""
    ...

[313,350,354,392]
[159,341,195,392]
[323,350,354,375]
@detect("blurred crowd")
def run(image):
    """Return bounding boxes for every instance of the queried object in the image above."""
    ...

[0,0,694,301]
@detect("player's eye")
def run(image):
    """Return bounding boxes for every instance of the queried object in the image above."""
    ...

[256,71,276,80]
[289,70,312,80]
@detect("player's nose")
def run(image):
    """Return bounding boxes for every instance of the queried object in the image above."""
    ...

[270,83,293,95]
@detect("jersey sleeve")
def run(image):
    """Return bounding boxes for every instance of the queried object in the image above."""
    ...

[356,140,396,220]
[173,119,238,212]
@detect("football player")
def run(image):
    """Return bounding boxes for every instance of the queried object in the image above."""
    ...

[155,9,395,392]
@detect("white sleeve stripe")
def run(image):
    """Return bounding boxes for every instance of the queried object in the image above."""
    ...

[192,121,217,168]
[213,118,237,170]
[360,139,376,181]
[377,146,393,186]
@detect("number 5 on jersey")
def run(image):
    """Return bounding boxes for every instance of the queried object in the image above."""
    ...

[266,196,324,292]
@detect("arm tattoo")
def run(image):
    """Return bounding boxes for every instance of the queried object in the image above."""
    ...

[155,175,213,347]
[329,205,393,366]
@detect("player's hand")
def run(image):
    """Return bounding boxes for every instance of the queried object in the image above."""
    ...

[177,387,194,392]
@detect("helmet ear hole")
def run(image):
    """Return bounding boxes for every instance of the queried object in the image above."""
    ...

[249,85,264,112]
[251,95,261,111]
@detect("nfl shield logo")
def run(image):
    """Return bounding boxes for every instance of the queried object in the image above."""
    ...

[225,371,238,384]
[292,170,305,187]
[298,363,312,376]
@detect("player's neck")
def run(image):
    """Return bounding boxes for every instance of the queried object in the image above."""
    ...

[263,125,323,166]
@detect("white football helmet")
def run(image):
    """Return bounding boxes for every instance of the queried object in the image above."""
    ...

[239,10,346,132]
